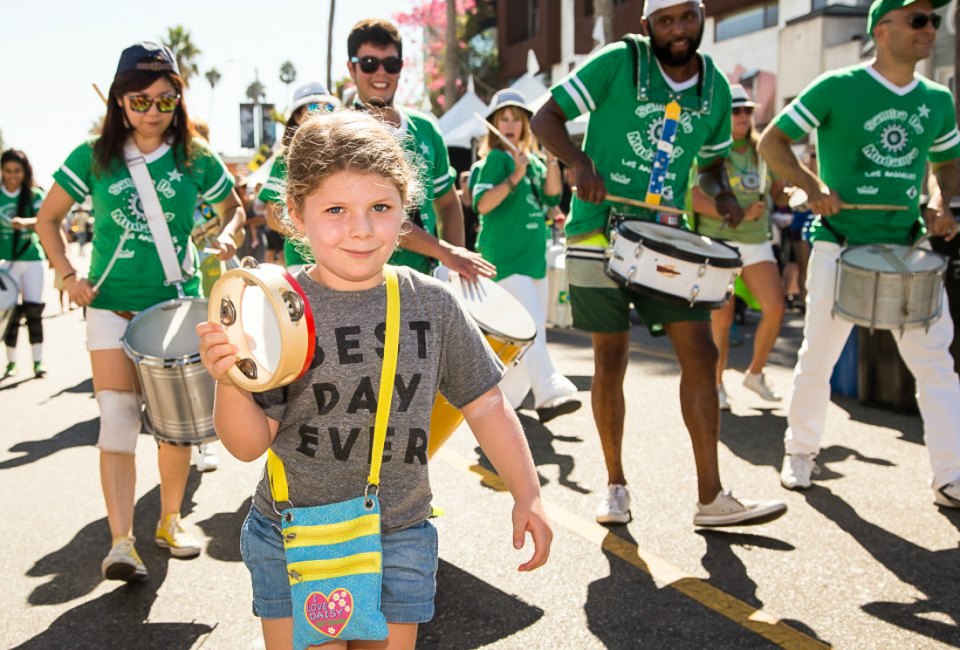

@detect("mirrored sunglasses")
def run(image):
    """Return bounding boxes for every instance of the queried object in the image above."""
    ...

[126,94,181,113]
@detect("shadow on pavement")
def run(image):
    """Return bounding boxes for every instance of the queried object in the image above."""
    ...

[419,559,543,649]
[804,487,960,647]
[695,530,795,610]
[25,474,201,606]
[719,407,787,471]
[834,395,925,447]
[195,496,251,563]
[42,377,94,402]
[515,413,591,494]
[0,417,99,470]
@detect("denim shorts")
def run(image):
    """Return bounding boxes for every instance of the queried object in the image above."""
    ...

[240,505,438,623]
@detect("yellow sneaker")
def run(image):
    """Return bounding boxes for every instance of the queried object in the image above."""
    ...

[101,536,147,581]
[155,514,201,558]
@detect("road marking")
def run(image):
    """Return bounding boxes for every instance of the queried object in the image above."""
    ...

[436,447,830,650]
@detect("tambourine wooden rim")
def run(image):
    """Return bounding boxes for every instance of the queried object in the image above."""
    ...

[207,257,315,392]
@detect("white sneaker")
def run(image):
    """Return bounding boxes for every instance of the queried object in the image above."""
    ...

[101,536,147,582]
[192,444,219,473]
[780,453,820,490]
[694,491,787,527]
[934,481,960,508]
[595,484,631,524]
[718,385,730,411]
[743,372,781,401]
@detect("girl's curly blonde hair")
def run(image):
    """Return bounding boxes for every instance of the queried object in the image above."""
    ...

[280,110,422,244]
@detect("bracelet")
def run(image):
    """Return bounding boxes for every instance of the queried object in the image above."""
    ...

[61,271,77,282]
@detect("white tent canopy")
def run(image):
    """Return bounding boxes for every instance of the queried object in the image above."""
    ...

[438,76,486,137]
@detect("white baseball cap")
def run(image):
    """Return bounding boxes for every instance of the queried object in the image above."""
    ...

[291,82,340,113]
[643,0,700,18]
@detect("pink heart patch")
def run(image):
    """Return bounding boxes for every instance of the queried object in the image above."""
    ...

[303,589,354,638]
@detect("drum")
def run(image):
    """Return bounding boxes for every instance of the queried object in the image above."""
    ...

[547,241,573,328]
[605,220,742,309]
[0,269,19,336]
[207,257,315,392]
[427,266,537,456]
[122,298,215,446]
[834,244,947,332]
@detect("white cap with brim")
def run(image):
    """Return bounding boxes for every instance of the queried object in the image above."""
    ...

[291,82,340,113]
[485,89,532,122]
[730,84,759,108]
[643,0,700,17]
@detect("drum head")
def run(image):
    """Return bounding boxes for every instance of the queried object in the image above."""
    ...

[619,220,741,266]
[842,245,948,273]
[433,266,537,343]
[239,282,284,373]
[0,270,18,309]
[124,299,208,360]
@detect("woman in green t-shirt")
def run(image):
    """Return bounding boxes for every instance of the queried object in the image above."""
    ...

[35,42,246,582]
[0,149,47,379]
[470,90,580,423]
[694,85,787,410]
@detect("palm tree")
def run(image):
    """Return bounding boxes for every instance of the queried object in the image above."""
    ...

[246,80,267,104]
[163,25,202,87]
[205,68,221,124]
[326,0,336,91]
[279,61,297,108]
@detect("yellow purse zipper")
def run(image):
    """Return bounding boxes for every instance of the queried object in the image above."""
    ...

[283,514,380,549]
[287,551,382,585]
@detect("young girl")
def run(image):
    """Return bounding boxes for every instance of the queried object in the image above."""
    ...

[470,89,580,423]
[693,85,788,410]
[36,42,245,580]
[198,111,551,649]
[1,149,47,378]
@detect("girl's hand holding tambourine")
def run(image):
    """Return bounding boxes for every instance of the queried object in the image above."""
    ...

[196,321,239,383]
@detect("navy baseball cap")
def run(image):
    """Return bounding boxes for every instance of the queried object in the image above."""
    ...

[116,42,180,77]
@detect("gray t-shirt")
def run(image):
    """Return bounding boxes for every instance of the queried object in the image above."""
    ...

[252,266,504,532]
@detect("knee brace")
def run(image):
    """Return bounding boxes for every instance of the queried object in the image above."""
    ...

[22,302,44,344]
[96,390,143,455]
[3,304,22,348]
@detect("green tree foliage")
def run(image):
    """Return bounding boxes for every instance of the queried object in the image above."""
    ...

[163,25,202,87]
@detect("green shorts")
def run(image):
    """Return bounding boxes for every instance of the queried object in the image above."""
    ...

[566,238,711,336]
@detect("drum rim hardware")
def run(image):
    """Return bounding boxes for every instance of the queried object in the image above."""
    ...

[614,220,742,269]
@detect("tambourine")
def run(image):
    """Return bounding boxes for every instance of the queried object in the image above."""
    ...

[207,257,315,392]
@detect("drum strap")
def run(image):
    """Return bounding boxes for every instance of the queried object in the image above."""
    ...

[267,266,401,504]
[123,142,193,286]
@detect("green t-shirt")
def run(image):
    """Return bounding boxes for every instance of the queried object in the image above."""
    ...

[773,64,960,246]
[550,36,733,238]
[389,106,455,274]
[696,145,773,244]
[54,138,234,311]
[471,149,560,280]
[0,186,45,261]
[257,153,312,268]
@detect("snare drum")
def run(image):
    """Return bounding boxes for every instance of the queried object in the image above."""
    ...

[427,266,537,456]
[834,244,947,332]
[605,220,742,308]
[0,269,19,336]
[122,298,215,446]
[207,258,315,392]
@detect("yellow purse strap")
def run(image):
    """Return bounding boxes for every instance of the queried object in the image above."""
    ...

[267,266,401,504]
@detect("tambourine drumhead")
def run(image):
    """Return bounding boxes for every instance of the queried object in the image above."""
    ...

[432,266,536,344]
[617,220,740,266]
[841,245,947,274]
[123,298,208,363]
[207,260,315,392]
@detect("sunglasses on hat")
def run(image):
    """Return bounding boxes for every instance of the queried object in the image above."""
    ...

[350,55,403,74]
[732,106,754,116]
[125,94,181,113]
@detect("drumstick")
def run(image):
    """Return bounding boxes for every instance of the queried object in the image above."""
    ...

[474,113,521,156]
[92,83,108,105]
[570,186,687,215]
[787,188,907,212]
[92,230,133,293]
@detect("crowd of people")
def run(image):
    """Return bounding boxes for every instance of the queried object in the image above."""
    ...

[3,0,960,646]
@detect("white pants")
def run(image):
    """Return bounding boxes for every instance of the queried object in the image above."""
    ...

[1,260,45,303]
[496,274,577,409]
[785,241,960,488]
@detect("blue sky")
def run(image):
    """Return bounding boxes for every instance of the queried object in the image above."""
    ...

[1,0,420,187]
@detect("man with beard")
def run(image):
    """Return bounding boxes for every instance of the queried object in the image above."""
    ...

[532,0,787,527]
[760,0,960,508]
[345,18,492,278]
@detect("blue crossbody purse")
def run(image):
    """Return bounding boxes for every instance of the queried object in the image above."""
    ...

[266,266,400,648]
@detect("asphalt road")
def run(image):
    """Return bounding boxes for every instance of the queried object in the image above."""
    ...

[2,256,959,649]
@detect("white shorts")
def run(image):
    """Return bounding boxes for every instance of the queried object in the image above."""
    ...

[86,307,137,351]
[725,241,776,268]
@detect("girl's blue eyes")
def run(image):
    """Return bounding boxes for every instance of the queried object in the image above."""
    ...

[325,204,391,215]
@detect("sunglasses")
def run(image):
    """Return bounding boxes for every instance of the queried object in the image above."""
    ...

[350,55,403,74]
[732,106,754,116]
[907,12,942,29]
[307,101,337,113]
[125,94,181,113]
